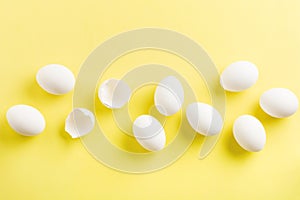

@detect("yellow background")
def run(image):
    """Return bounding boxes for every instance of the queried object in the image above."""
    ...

[0,0,300,199]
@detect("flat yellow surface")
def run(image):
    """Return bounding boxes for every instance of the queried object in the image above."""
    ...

[0,0,300,199]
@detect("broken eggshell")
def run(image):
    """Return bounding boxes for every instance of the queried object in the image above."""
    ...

[36,64,75,95]
[186,102,223,136]
[65,108,95,138]
[154,76,184,116]
[98,78,131,109]
[133,115,166,152]
[6,104,46,136]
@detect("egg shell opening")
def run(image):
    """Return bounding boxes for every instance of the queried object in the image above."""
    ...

[98,78,131,109]
[65,108,95,138]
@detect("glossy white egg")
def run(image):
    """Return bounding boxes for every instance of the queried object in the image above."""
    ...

[98,78,131,109]
[154,76,184,116]
[220,61,258,92]
[133,115,166,151]
[65,108,95,138]
[233,115,266,152]
[186,102,223,136]
[36,64,75,95]
[260,88,298,118]
[6,105,46,136]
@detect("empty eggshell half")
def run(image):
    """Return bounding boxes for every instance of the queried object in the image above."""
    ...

[233,115,266,152]
[186,102,223,136]
[65,108,95,138]
[98,78,131,109]
[154,76,184,116]
[133,115,166,152]
[36,64,75,95]
[220,61,258,92]
[6,104,46,136]
[260,88,299,118]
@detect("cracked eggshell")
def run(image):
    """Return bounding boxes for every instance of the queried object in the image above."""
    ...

[233,115,266,152]
[133,115,166,151]
[186,102,223,136]
[6,105,46,136]
[220,61,258,92]
[36,64,75,95]
[154,76,184,116]
[260,88,299,118]
[65,108,95,138]
[98,78,131,109]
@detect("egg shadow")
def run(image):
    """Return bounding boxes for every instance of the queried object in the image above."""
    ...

[24,78,65,103]
[0,113,40,160]
[252,102,289,133]
[224,129,252,159]
[58,119,75,144]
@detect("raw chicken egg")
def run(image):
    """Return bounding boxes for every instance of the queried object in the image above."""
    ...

[133,115,166,151]
[220,61,258,92]
[154,76,184,116]
[260,88,298,118]
[186,102,223,136]
[6,104,46,136]
[233,115,266,152]
[36,64,75,95]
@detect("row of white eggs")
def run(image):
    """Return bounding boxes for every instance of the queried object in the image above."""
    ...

[5,62,299,153]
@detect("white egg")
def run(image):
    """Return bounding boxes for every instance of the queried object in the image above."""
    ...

[233,115,266,152]
[154,76,184,116]
[6,105,46,136]
[220,61,259,92]
[65,108,95,138]
[98,78,131,109]
[260,88,298,118]
[133,115,166,151]
[186,102,223,136]
[36,64,75,95]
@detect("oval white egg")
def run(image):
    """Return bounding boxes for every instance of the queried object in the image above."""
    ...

[36,64,75,95]
[154,76,184,116]
[6,105,46,136]
[233,115,266,152]
[220,61,258,92]
[133,115,166,151]
[98,78,131,109]
[65,108,95,138]
[260,88,299,118]
[186,102,223,136]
